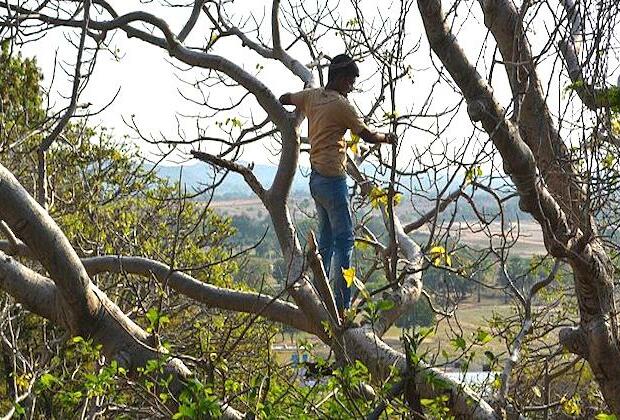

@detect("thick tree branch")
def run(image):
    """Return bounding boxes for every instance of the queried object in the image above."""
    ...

[341,327,498,419]
[419,0,572,258]
[81,255,318,336]
[0,163,98,333]
[419,0,620,412]
[477,0,584,222]
[0,252,59,324]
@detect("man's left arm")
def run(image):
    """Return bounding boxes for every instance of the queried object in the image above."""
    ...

[340,101,395,144]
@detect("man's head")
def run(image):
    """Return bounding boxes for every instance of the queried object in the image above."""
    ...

[327,54,359,96]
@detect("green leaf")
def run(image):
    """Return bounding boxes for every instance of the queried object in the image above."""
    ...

[450,336,466,351]
[428,245,451,267]
[376,300,395,311]
[595,414,617,420]
[562,395,581,416]
[612,118,620,136]
[146,308,160,327]
[347,132,360,155]
[464,166,482,183]
[475,328,492,345]
[38,373,59,389]
[14,403,25,416]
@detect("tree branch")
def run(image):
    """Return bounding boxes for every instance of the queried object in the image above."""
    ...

[191,150,267,201]
[306,231,341,326]
[81,255,318,336]
[0,163,98,333]
[403,188,463,233]
[177,0,203,43]
[476,0,584,221]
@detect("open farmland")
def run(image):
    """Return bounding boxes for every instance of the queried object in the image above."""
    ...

[211,197,546,257]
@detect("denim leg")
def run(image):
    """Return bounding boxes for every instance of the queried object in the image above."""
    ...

[315,201,333,276]
[329,184,354,310]
[309,171,354,311]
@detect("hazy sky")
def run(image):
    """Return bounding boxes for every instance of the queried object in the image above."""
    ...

[16,0,619,171]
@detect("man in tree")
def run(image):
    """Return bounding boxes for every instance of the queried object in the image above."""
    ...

[280,54,396,320]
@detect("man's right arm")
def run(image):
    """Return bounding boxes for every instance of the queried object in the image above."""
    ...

[279,93,294,106]
[280,91,308,110]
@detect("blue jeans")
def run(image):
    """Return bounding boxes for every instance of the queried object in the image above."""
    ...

[309,170,354,311]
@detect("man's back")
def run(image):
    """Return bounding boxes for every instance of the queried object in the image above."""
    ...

[290,87,367,177]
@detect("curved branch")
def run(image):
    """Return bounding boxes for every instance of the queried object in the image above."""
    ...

[477,0,584,220]
[9,5,291,130]
[419,0,620,411]
[81,255,318,336]
[177,0,204,43]
[0,163,98,333]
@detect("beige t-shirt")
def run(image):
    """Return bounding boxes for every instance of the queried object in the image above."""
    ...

[290,88,368,177]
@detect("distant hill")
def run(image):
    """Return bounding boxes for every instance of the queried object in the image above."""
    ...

[150,162,311,198]
[150,161,421,199]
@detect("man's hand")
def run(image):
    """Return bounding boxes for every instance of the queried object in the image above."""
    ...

[279,93,293,105]
[384,132,397,144]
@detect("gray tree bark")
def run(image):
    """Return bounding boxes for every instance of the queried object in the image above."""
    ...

[418,0,620,412]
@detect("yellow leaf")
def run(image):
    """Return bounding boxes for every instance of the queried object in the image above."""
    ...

[429,245,451,267]
[369,186,388,209]
[612,118,620,136]
[429,245,445,255]
[342,267,356,288]
[348,132,360,155]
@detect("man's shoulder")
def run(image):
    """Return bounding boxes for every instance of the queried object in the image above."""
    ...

[300,87,323,95]
[331,95,358,115]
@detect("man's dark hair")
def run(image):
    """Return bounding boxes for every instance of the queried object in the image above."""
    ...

[328,54,359,82]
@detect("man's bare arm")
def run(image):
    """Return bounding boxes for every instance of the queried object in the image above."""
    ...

[360,129,396,144]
